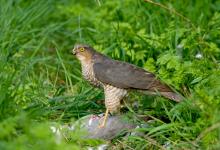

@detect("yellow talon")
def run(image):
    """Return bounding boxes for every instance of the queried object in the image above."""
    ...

[98,108,109,128]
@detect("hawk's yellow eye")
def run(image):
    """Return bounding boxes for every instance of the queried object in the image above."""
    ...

[80,47,85,52]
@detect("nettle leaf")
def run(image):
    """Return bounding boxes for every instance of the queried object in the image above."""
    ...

[157,53,181,69]
[135,50,146,62]
[156,52,186,89]
[202,42,220,59]
[158,67,170,78]
[166,56,181,70]
[144,58,156,73]
[157,53,171,65]
[208,12,220,28]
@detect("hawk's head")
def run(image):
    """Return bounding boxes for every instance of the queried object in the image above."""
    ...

[72,44,95,62]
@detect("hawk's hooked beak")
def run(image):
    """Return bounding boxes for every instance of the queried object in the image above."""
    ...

[72,48,76,55]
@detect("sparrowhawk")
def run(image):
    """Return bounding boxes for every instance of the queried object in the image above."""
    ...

[72,44,182,127]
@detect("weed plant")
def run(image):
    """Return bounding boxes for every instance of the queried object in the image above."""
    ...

[0,0,220,149]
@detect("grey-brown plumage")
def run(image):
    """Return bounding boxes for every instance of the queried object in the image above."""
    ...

[72,44,182,115]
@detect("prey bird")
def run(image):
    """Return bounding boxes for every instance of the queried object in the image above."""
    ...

[72,44,182,128]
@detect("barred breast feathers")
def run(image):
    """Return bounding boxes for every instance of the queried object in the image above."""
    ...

[104,84,127,113]
[81,61,102,87]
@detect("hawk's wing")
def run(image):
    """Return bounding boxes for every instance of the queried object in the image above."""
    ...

[93,59,171,92]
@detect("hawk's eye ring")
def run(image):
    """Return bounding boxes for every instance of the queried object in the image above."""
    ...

[80,47,85,52]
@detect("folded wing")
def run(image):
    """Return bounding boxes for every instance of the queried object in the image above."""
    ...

[93,59,172,92]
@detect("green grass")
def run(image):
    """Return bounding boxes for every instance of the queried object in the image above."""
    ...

[0,0,220,149]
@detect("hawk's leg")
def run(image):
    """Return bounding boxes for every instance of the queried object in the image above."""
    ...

[98,108,109,128]
[98,85,127,128]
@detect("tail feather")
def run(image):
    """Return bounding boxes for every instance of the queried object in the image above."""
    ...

[147,80,172,92]
[139,90,183,102]
[160,92,183,102]
[146,80,184,102]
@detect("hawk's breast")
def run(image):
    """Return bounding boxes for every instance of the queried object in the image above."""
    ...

[81,61,102,87]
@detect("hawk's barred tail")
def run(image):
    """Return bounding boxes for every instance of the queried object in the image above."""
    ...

[160,92,183,102]
[139,90,183,102]
[146,80,183,102]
